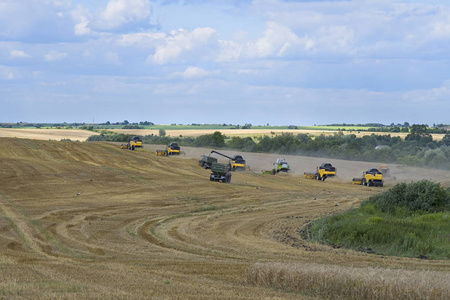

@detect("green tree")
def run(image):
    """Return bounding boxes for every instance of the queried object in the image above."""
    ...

[441,133,450,146]
[212,131,225,147]
[159,129,166,137]
[405,124,433,145]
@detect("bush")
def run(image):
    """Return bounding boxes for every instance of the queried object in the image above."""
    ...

[306,181,450,259]
[361,180,450,215]
[194,131,225,147]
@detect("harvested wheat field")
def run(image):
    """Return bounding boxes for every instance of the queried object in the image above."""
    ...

[0,138,449,299]
[0,128,99,141]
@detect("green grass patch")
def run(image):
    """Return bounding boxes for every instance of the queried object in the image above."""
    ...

[305,181,450,260]
[190,204,222,213]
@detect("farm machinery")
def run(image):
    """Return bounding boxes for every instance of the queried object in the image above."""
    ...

[209,162,232,183]
[304,163,337,181]
[274,158,290,173]
[130,136,143,147]
[379,164,390,177]
[262,158,290,175]
[201,150,247,171]
[156,142,181,156]
[199,155,218,169]
[120,136,143,151]
[352,168,384,187]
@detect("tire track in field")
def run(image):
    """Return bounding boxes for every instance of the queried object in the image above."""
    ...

[0,193,55,260]
[142,191,358,263]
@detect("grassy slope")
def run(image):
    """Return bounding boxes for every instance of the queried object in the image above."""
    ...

[307,206,450,259]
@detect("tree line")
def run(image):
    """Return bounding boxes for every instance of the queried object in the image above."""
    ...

[87,126,450,170]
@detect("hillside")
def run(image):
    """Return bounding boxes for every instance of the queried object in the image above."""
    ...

[0,138,449,299]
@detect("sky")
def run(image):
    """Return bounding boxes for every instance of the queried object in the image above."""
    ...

[1,0,450,126]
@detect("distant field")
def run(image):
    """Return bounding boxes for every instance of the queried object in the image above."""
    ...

[110,128,446,141]
[0,128,99,141]
[102,124,371,131]
[0,127,445,141]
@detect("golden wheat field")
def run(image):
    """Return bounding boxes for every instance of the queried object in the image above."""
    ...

[0,128,445,142]
[110,128,446,141]
[0,128,100,141]
[0,138,449,299]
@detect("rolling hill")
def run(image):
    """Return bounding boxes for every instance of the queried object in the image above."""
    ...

[0,138,448,299]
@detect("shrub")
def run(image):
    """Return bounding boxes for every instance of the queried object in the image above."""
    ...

[306,181,450,259]
[361,180,450,215]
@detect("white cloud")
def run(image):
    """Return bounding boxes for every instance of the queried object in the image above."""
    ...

[0,66,16,80]
[216,40,243,62]
[245,22,302,58]
[403,81,450,104]
[151,27,217,64]
[429,11,450,40]
[312,25,355,54]
[42,0,71,9]
[95,0,151,31]
[10,50,31,59]
[105,51,121,65]
[71,5,92,36]
[177,66,211,79]
[237,69,258,75]
[45,50,67,61]
[118,32,166,47]
[2,0,450,125]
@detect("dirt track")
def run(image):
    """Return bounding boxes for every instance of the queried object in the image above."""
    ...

[145,144,450,185]
[0,138,449,299]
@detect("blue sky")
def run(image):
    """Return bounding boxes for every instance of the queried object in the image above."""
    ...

[1,0,449,125]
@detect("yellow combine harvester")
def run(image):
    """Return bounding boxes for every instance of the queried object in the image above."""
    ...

[130,136,143,148]
[166,142,180,155]
[155,142,181,156]
[304,163,336,181]
[120,136,143,151]
[352,168,384,187]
